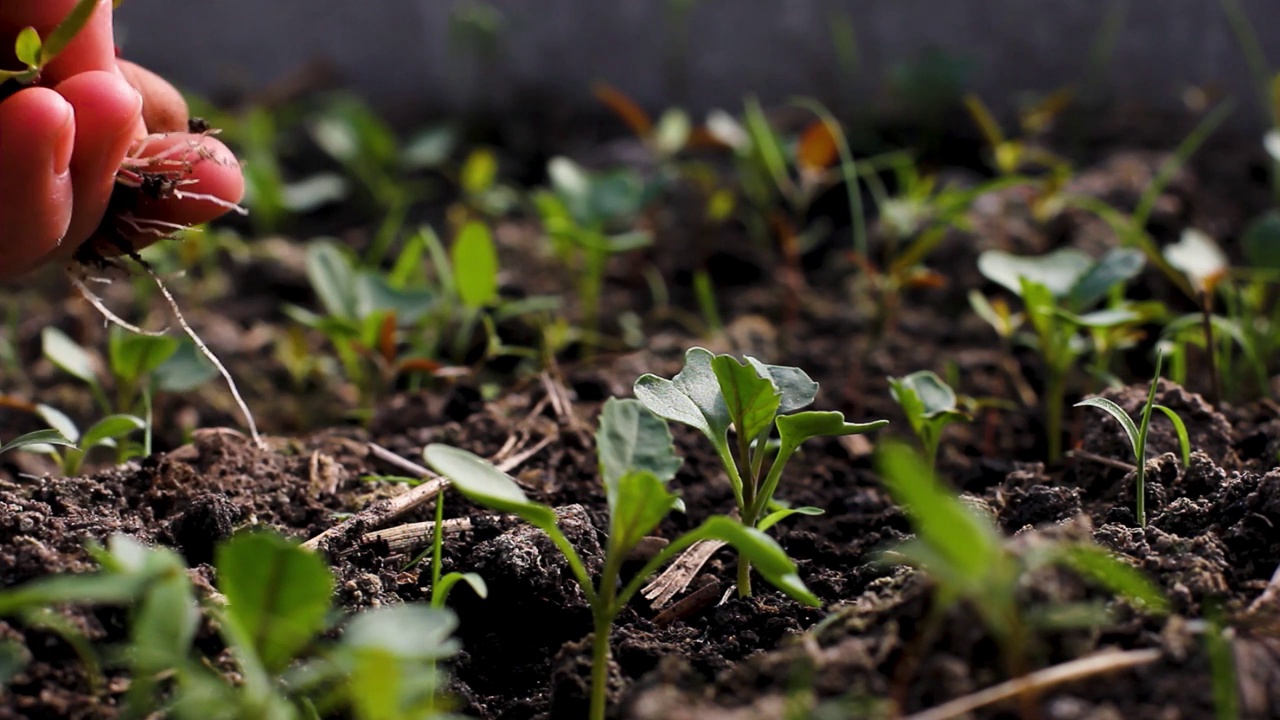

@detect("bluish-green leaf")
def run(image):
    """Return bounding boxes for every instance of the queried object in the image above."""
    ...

[216,532,335,675]
[711,355,781,442]
[153,341,218,393]
[451,221,499,309]
[745,358,818,413]
[1067,247,1144,310]
[633,347,731,445]
[306,240,359,321]
[354,273,435,323]
[108,331,180,385]
[423,444,558,530]
[890,370,957,417]
[596,398,682,508]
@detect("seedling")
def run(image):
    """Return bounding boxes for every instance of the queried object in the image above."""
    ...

[0,532,461,720]
[634,347,887,595]
[0,429,75,458]
[26,404,144,475]
[875,441,1168,689]
[1075,353,1191,527]
[976,247,1153,461]
[0,0,105,95]
[424,397,819,720]
[888,370,970,470]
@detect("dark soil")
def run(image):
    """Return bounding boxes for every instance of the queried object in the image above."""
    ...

[3,115,1280,719]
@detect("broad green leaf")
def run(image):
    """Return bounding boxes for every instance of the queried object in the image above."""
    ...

[1164,228,1228,293]
[461,147,498,196]
[354,273,435,323]
[451,221,499,309]
[875,442,1003,583]
[696,516,820,606]
[596,398,682,506]
[0,429,75,455]
[14,27,40,67]
[711,355,781,443]
[744,358,819,413]
[610,471,680,553]
[977,248,1093,298]
[1242,210,1280,271]
[588,170,646,224]
[216,532,335,674]
[35,404,79,444]
[42,327,97,385]
[1056,545,1168,614]
[342,605,460,661]
[1067,247,1144,310]
[131,571,198,672]
[306,240,358,321]
[108,330,181,385]
[890,371,957,416]
[423,444,558,529]
[1153,405,1191,467]
[776,411,887,449]
[1074,397,1140,461]
[153,341,218,392]
[79,414,145,451]
[633,347,731,445]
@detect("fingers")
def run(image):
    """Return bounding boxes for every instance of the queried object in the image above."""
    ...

[53,70,143,255]
[0,0,117,83]
[118,59,189,133]
[104,133,244,252]
[0,87,75,279]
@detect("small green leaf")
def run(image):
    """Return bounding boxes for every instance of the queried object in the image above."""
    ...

[1067,247,1144,310]
[744,358,819,413]
[1074,397,1140,462]
[596,398,682,505]
[757,505,824,532]
[890,371,958,416]
[79,414,145,451]
[433,572,488,602]
[216,532,335,675]
[354,273,435,323]
[306,240,359,321]
[108,330,181,385]
[35,404,80,444]
[696,516,820,606]
[42,327,97,385]
[131,570,198,672]
[776,411,887,448]
[1056,545,1169,614]
[977,248,1093,298]
[0,429,76,456]
[14,27,41,68]
[1152,405,1191,467]
[461,147,498,196]
[711,355,781,443]
[153,341,218,392]
[423,444,558,529]
[633,347,731,445]
[610,470,680,553]
[451,221,499,309]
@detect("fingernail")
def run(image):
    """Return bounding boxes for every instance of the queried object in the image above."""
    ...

[53,102,75,176]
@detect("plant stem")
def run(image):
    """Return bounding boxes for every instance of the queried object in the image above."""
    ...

[737,554,752,597]
[589,613,612,720]
[430,491,445,604]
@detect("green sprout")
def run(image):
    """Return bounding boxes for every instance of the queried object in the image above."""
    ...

[0,429,75,458]
[0,0,107,92]
[876,441,1168,685]
[27,404,145,476]
[0,532,461,720]
[424,397,819,720]
[634,347,887,595]
[888,370,970,470]
[1074,353,1190,527]
[975,247,1153,461]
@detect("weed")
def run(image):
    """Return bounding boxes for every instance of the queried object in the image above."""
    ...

[424,397,819,720]
[634,347,887,595]
[888,370,970,470]
[1075,353,1191,527]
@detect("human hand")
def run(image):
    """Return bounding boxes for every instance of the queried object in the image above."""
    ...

[0,0,245,280]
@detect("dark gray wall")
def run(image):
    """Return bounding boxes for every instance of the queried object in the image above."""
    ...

[115,1,1280,126]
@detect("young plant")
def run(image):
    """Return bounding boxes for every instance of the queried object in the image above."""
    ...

[27,404,145,475]
[975,247,1153,461]
[0,0,103,96]
[0,532,461,720]
[1074,353,1191,527]
[424,397,819,720]
[0,429,75,458]
[633,347,887,595]
[887,370,970,470]
[875,441,1168,688]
